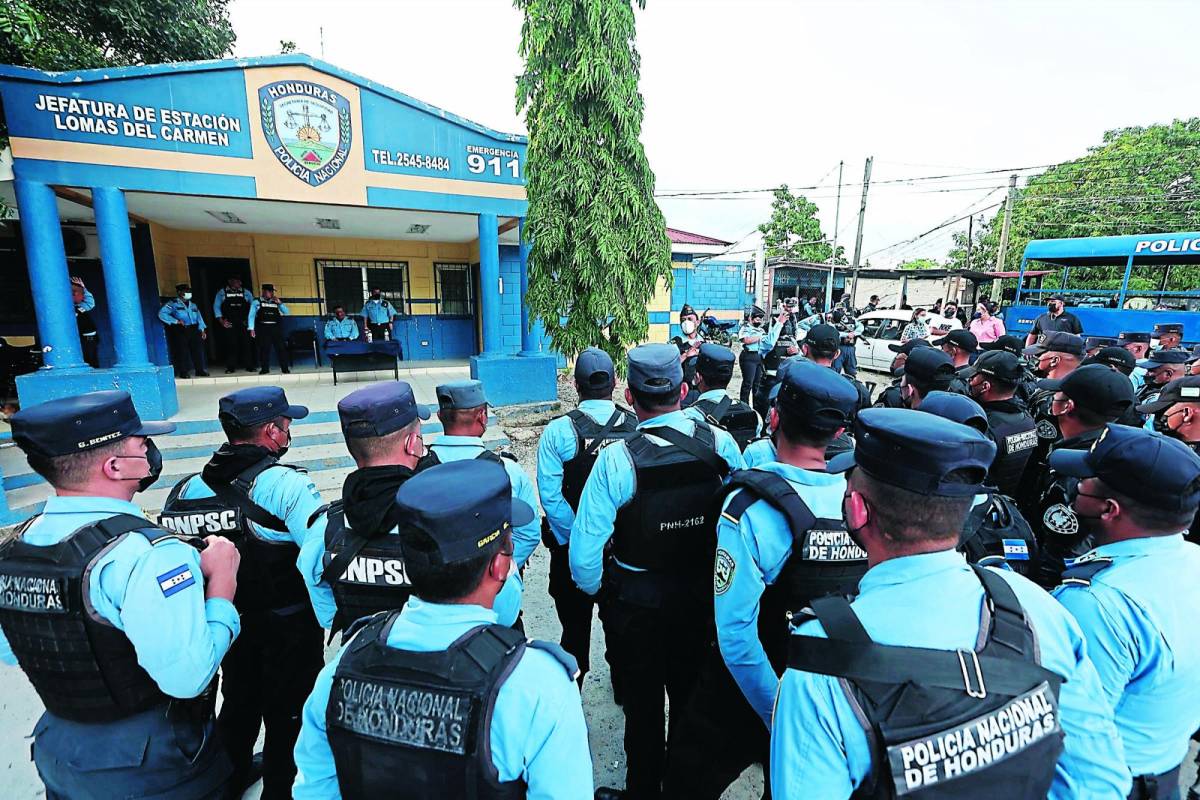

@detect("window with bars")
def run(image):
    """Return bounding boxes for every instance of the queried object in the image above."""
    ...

[435,263,474,316]
[744,266,757,295]
[316,259,409,315]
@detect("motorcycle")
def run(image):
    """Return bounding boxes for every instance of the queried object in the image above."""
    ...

[699,308,738,347]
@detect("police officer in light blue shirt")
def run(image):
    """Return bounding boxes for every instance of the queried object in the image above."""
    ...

[1049,424,1200,798]
[0,390,242,799]
[683,343,762,449]
[361,286,396,340]
[293,459,593,799]
[159,282,209,378]
[773,408,1131,799]
[737,305,771,404]
[322,304,359,342]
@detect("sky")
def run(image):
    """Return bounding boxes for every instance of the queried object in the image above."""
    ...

[229,0,1200,267]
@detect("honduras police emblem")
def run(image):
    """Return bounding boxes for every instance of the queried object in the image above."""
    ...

[1042,503,1079,536]
[713,548,735,595]
[259,80,352,187]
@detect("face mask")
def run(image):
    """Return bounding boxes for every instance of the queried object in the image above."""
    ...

[114,439,163,493]
[1033,357,1056,378]
[371,292,381,299]
[182,292,193,301]
[272,425,292,457]
[682,320,697,335]
[968,378,986,400]
[1153,411,1174,435]
[1048,303,1060,313]
[900,383,917,408]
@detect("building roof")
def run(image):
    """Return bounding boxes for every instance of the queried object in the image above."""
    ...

[667,227,732,247]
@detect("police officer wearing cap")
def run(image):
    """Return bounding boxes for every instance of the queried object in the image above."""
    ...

[1083,347,1146,428]
[361,286,396,341]
[213,276,256,373]
[800,323,871,407]
[1022,365,1135,589]
[754,330,800,420]
[1138,375,1200,451]
[738,305,772,404]
[536,348,636,685]
[159,282,209,379]
[663,359,863,799]
[981,334,1040,406]
[293,460,593,799]
[1086,336,1121,357]
[934,328,978,394]
[249,284,291,375]
[1134,349,1191,410]
[0,391,242,798]
[873,338,934,409]
[684,343,762,450]
[1051,424,1200,799]
[962,350,1038,496]
[571,343,744,799]
[161,386,324,797]
[1026,293,1083,345]
[892,345,956,409]
[1121,332,1153,394]
[1154,322,1185,351]
[1018,331,1086,495]
[674,304,705,390]
[772,408,1130,799]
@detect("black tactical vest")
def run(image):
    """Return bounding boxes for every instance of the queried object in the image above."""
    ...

[561,408,636,511]
[421,447,511,469]
[159,459,310,615]
[763,340,792,374]
[1027,430,1102,589]
[0,514,188,722]
[788,566,1064,799]
[611,422,728,575]
[222,290,250,324]
[693,395,760,451]
[256,298,283,325]
[326,614,531,800]
[719,469,867,672]
[322,501,412,637]
[75,307,97,337]
[874,381,904,409]
[959,494,1038,579]
[982,401,1038,497]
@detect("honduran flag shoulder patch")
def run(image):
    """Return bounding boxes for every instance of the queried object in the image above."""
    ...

[157,565,196,597]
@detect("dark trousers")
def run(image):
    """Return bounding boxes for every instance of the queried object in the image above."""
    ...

[599,571,711,799]
[367,322,391,341]
[80,334,99,368]
[544,525,599,678]
[218,607,324,800]
[220,321,255,371]
[167,324,206,377]
[834,342,858,377]
[739,351,762,404]
[255,324,288,371]
[663,645,770,799]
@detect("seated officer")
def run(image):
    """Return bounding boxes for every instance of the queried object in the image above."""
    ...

[664,359,862,800]
[293,460,593,798]
[962,350,1038,496]
[161,387,325,798]
[0,391,241,799]
[425,379,541,569]
[1153,322,1185,351]
[772,408,1131,799]
[323,305,359,342]
[894,345,955,409]
[571,342,744,799]
[684,342,761,450]
[1051,425,1200,798]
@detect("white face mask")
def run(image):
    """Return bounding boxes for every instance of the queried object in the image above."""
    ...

[182,292,193,301]
[682,320,697,335]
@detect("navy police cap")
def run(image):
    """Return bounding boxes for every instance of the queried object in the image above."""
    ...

[776,359,859,430]
[1136,375,1200,415]
[574,347,616,390]
[918,391,989,434]
[887,338,933,355]
[1119,331,1151,345]
[696,343,736,379]
[338,381,431,439]
[828,407,996,497]
[978,334,1024,356]
[1154,323,1184,336]
[1049,423,1200,512]
[1084,336,1119,350]
[437,379,488,410]
[1023,331,1085,357]
[219,386,308,427]
[1136,349,1192,370]
[396,460,535,567]
[897,347,955,383]
[803,324,840,355]
[628,343,683,393]
[12,390,176,458]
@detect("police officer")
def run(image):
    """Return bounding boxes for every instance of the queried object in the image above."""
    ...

[1138,375,1200,448]
[934,328,977,394]
[663,359,863,799]
[361,286,396,341]
[571,342,744,799]
[536,348,635,685]
[1134,349,1190,408]
[1017,331,1086,505]
[1050,425,1200,799]
[1154,322,1185,351]
[292,459,593,798]
[1024,365,1135,589]
[893,345,955,409]
[754,332,799,420]
[1082,346,1146,428]
[1120,331,1153,395]
[71,277,100,367]
[1085,336,1120,357]
[249,283,290,375]
[213,275,255,373]
[860,294,880,314]
[962,349,1038,495]
[980,334,1040,406]
[0,391,241,798]
[159,282,209,378]
[1025,292,1083,345]
[323,304,359,342]
[873,338,934,409]
[801,324,871,407]
[674,303,705,392]
[426,379,542,568]
[684,342,762,450]
[160,387,324,798]
[737,305,770,403]
[772,408,1130,798]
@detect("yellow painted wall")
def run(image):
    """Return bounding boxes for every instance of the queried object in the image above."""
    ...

[648,276,672,313]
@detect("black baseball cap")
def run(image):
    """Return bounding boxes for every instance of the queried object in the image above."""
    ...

[1136,350,1191,370]
[803,324,840,356]
[396,460,535,568]
[338,381,431,439]
[1047,293,1066,302]
[918,391,989,434]
[1136,375,1200,415]
[696,343,736,381]
[979,335,1023,356]
[219,387,308,427]
[966,350,1024,384]
[1049,424,1200,512]
[1083,346,1136,374]
[1119,331,1151,345]
[12,390,176,458]
[261,283,276,292]
[775,358,859,430]
[1154,323,1184,336]
[628,343,683,393]
[175,283,190,293]
[574,347,616,391]
[933,329,978,353]
[888,338,933,354]
[898,347,955,384]
[1084,336,1119,351]
[1023,331,1085,357]
[1036,364,1133,419]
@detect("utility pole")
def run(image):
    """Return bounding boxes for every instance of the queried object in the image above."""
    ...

[754,241,766,309]
[826,160,844,311]
[995,174,1018,272]
[965,213,974,272]
[320,26,326,58]
[849,156,873,307]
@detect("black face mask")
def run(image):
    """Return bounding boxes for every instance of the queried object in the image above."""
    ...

[274,427,292,458]
[120,438,163,494]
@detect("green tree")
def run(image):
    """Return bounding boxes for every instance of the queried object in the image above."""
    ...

[279,40,297,55]
[897,257,941,270]
[757,185,844,263]
[515,0,672,366]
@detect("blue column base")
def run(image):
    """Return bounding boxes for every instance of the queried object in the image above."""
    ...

[17,365,179,420]
[470,354,558,407]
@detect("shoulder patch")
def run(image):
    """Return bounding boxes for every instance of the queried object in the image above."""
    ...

[1042,503,1079,536]
[156,564,196,597]
[1036,419,1059,440]
[714,547,736,595]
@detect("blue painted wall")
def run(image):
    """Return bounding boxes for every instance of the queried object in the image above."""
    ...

[665,256,754,338]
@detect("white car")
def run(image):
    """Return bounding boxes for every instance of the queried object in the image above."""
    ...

[852,310,955,371]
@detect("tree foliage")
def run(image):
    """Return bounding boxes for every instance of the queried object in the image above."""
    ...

[897,257,941,271]
[758,185,844,263]
[515,0,672,366]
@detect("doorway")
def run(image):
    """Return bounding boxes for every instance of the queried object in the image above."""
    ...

[188,257,252,365]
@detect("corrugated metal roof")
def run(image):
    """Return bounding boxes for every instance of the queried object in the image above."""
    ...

[667,227,732,246]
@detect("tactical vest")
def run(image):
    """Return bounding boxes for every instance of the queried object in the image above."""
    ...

[719,469,867,673]
[75,307,97,337]
[256,298,283,325]
[763,340,792,374]
[611,422,728,576]
[222,290,249,324]
[693,395,760,451]
[0,514,189,722]
[561,408,636,511]
[874,382,904,409]
[159,458,310,615]
[321,501,412,637]
[421,447,512,469]
[959,494,1038,579]
[983,402,1038,497]
[326,615,536,800]
[788,566,1064,799]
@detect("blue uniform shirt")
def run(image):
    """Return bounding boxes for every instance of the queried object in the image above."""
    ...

[1054,534,1200,777]
[293,597,593,799]
[537,399,618,545]
[213,287,253,319]
[683,388,763,432]
[739,323,765,354]
[715,461,846,725]
[158,298,206,330]
[75,288,95,312]
[248,298,291,330]
[743,437,777,469]
[0,496,240,698]
[362,298,395,325]
[771,550,1131,799]
[569,410,746,595]
[428,436,541,568]
[323,317,359,341]
[1130,368,1146,395]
